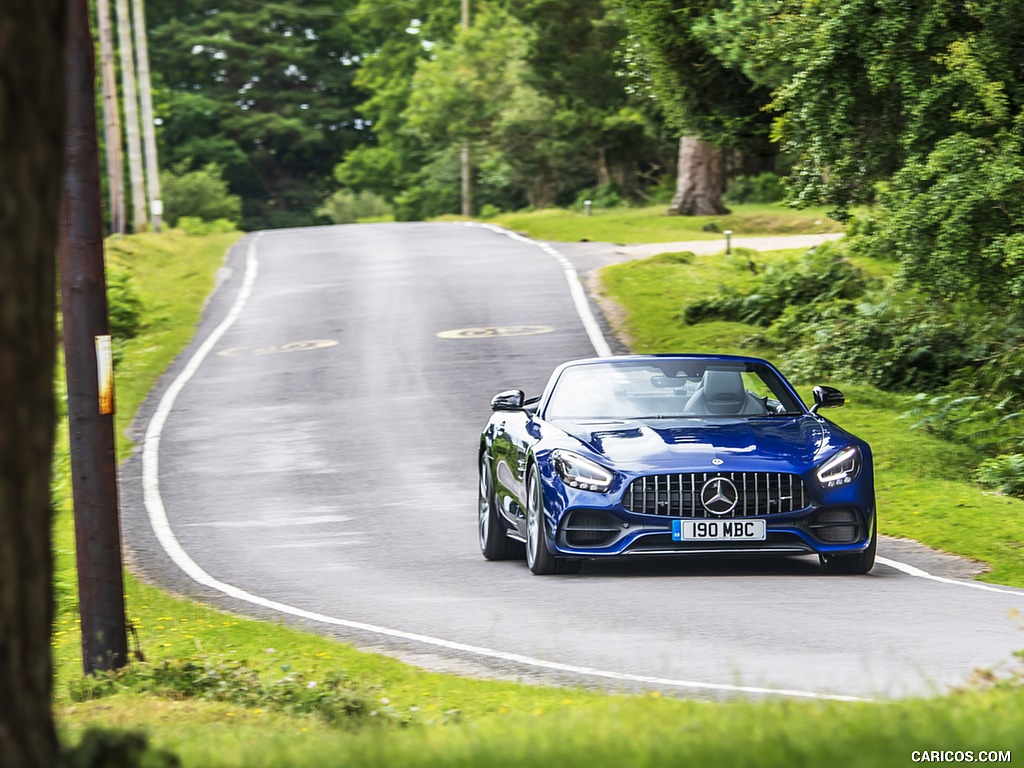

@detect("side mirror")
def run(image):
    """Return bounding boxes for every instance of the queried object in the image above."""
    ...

[811,385,845,413]
[490,389,525,411]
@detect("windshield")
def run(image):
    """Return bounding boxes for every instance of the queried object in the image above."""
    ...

[543,360,804,420]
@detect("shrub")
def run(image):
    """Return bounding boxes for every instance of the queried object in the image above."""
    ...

[106,265,143,342]
[159,162,242,228]
[316,189,393,224]
[778,295,982,392]
[682,242,867,327]
[573,183,623,211]
[175,217,237,236]
[975,454,1024,498]
[724,172,785,204]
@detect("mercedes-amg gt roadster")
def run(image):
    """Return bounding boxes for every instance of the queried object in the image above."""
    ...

[478,355,876,575]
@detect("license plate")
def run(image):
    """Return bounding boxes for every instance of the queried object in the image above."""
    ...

[672,519,766,541]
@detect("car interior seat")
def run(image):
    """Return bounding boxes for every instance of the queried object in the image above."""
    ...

[684,370,766,416]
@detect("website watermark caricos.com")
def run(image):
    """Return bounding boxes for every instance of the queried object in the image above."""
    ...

[911,751,1012,763]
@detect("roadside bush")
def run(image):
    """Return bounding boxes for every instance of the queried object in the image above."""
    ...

[159,162,242,228]
[778,294,982,392]
[175,216,237,236]
[317,189,393,224]
[573,183,623,211]
[682,242,867,327]
[106,265,143,342]
[724,172,785,204]
[975,454,1024,498]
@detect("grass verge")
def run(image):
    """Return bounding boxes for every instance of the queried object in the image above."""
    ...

[487,202,846,243]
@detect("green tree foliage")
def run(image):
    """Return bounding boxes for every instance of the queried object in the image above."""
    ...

[709,1,1024,304]
[336,0,668,219]
[147,0,366,229]
[159,162,242,228]
[619,0,774,154]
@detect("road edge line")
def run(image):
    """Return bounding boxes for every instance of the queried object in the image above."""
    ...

[471,222,612,357]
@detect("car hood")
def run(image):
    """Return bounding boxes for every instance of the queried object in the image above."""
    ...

[550,416,828,471]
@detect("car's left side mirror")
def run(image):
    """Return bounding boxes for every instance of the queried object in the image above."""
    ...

[811,385,845,413]
[491,389,525,411]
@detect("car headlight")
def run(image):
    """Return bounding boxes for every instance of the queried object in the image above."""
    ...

[552,450,614,492]
[816,446,861,487]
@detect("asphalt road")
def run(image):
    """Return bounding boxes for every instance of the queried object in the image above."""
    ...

[121,223,1024,702]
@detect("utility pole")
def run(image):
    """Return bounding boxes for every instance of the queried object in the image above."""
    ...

[61,0,129,675]
[116,0,148,231]
[96,0,125,234]
[460,0,472,218]
[132,0,162,232]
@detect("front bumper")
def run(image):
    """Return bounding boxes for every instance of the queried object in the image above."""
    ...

[543,467,875,559]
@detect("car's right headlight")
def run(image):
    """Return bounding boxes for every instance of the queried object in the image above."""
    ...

[816,446,861,488]
[552,450,614,492]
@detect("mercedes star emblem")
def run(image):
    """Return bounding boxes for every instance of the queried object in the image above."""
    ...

[700,476,739,515]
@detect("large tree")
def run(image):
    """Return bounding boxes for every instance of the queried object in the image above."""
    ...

[711,0,1024,304]
[0,2,66,766]
[620,0,775,215]
[146,0,367,229]
[338,0,667,219]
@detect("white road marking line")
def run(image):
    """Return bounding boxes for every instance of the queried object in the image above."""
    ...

[877,557,1024,597]
[185,516,354,529]
[139,226,1016,708]
[472,223,612,357]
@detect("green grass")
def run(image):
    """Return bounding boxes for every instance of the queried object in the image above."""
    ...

[53,223,1024,766]
[61,687,1024,767]
[601,246,1024,586]
[486,202,847,244]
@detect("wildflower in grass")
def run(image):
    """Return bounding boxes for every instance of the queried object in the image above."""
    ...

[307,681,317,689]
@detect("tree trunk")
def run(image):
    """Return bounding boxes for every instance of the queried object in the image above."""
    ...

[115,0,148,231]
[97,0,125,234]
[132,0,162,231]
[0,2,66,767]
[667,135,729,216]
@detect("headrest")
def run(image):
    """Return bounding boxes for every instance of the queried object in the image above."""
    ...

[702,370,745,411]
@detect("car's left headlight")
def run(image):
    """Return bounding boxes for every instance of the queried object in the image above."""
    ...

[552,450,614,492]
[816,446,861,487]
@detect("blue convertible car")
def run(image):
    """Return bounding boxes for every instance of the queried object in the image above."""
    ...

[478,355,876,575]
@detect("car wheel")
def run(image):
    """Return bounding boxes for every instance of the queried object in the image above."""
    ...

[819,516,877,575]
[526,466,581,575]
[479,455,522,561]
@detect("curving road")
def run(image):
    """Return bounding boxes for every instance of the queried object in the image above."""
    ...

[120,223,1024,702]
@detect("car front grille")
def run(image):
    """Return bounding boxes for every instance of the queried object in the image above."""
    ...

[623,472,808,518]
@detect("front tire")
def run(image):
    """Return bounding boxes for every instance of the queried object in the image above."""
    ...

[479,455,521,561]
[819,516,876,575]
[526,466,581,575]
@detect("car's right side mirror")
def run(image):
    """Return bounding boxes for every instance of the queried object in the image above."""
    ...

[811,385,845,413]
[490,389,525,411]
